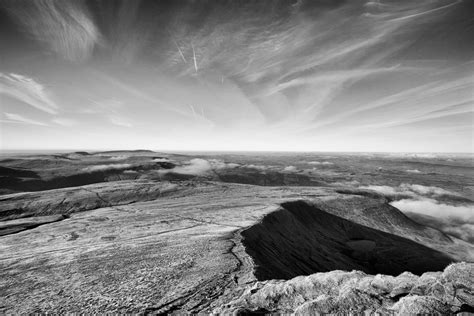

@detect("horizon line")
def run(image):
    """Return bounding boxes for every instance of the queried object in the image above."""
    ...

[1,148,473,155]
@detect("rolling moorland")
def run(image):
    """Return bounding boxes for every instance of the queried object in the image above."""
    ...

[0,150,473,314]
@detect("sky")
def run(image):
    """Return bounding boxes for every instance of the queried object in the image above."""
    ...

[0,0,473,152]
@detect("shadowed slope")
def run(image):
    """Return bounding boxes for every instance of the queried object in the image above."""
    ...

[242,200,454,280]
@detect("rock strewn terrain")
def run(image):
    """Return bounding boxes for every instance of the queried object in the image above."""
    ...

[214,262,474,315]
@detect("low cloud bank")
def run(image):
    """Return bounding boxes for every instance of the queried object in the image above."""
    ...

[245,164,270,170]
[361,183,473,242]
[392,198,474,243]
[82,164,132,172]
[159,158,239,176]
[402,184,456,196]
[170,158,212,175]
[442,223,474,243]
[153,158,170,162]
[402,208,474,243]
[123,170,138,174]
[283,166,297,172]
[386,153,441,159]
[391,199,473,223]
[308,161,333,165]
[208,159,240,169]
[360,183,460,199]
[109,155,129,160]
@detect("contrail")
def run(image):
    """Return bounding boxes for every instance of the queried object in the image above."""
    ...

[189,104,198,120]
[389,0,462,22]
[192,44,198,73]
[166,29,187,63]
[175,40,187,63]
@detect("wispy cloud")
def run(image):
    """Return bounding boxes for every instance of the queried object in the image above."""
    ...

[159,0,460,126]
[1,0,469,151]
[88,99,133,128]
[52,117,77,126]
[92,72,195,119]
[109,115,132,128]
[95,0,149,64]
[268,66,405,95]
[360,100,474,130]
[359,77,472,116]
[0,73,58,114]
[2,112,48,126]
[304,74,474,133]
[4,0,99,62]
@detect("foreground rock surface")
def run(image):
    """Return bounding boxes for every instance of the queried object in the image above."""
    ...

[0,180,473,314]
[214,262,473,315]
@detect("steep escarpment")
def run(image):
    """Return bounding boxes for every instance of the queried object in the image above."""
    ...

[0,180,181,222]
[241,200,454,280]
[0,161,175,194]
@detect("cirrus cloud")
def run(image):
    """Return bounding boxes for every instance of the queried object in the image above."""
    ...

[0,73,58,114]
[4,0,99,62]
[2,112,48,126]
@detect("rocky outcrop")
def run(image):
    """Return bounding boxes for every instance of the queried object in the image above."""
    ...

[0,214,67,236]
[215,262,474,315]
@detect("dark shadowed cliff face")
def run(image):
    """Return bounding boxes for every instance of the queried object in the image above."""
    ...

[241,200,454,280]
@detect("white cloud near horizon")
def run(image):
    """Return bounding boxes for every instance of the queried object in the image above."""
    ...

[166,158,212,175]
[391,198,473,223]
[308,161,334,166]
[158,158,240,176]
[361,183,460,198]
[82,164,132,172]
[406,169,421,174]
[361,182,474,242]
